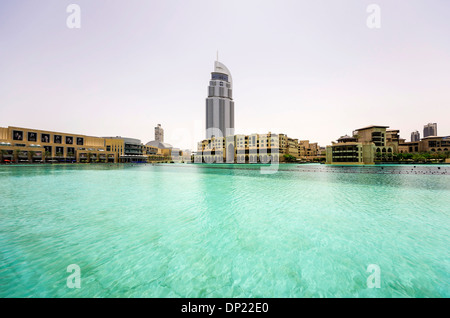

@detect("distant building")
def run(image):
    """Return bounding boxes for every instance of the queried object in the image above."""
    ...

[411,131,420,142]
[155,124,164,143]
[299,140,320,158]
[146,123,173,150]
[423,123,437,138]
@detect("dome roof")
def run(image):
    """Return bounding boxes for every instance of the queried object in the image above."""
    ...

[337,135,357,142]
[145,140,173,149]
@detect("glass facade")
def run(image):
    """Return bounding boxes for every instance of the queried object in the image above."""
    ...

[211,73,228,82]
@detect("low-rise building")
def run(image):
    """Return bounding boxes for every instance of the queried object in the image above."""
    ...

[0,125,183,164]
[0,126,116,163]
[104,137,146,163]
[326,125,394,165]
[398,136,449,153]
[195,132,322,163]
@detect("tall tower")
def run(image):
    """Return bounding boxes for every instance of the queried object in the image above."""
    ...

[155,124,164,143]
[411,130,420,142]
[423,123,437,138]
[205,60,234,139]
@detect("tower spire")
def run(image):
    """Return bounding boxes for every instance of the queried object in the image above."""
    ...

[216,50,219,62]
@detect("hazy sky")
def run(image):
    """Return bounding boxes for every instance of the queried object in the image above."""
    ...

[0,0,449,149]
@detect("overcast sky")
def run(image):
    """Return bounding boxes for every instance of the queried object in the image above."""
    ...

[0,0,449,150]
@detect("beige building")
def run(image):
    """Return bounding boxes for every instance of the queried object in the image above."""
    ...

[399,136,449,153]
[326,125,394,165]
[195,132,322,163]
[0,126,117,163]
[0,125,181,164]
[299,140,325,161]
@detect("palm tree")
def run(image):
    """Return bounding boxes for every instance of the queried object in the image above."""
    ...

[28,150,36,163]
[14,149,21,164]
[44,151,52,163]
[0,149,7,163]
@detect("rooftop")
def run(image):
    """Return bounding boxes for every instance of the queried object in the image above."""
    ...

[355,125,390,131]
[145,140,173,149]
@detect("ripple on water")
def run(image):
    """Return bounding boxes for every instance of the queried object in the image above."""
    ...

[0,164,449,297]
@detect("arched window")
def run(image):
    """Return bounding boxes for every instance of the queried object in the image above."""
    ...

[376,148,381,153]
[382,148,386,153]
[388,148,392,152]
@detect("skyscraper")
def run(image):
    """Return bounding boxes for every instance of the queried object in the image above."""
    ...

[411,130,420,142]
[423,123,437,138]
[155,124,164,143]
[205,60,235,139]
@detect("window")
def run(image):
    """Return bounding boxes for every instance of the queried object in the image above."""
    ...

[12,130,23,141]
[67,147,75,156]
[55,147,64,156]
[41,134,50,143]
[107,146,111,151]
[54,135,62,144]
[27,132,37,142]
[211,73,228,81]
[77,137,84,145]
[44,146,52,154]
[66,136,73,144]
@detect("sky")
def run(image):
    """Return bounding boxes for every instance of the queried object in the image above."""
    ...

[0,0,449,150]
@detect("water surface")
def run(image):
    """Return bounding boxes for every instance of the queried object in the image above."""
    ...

[0,164,449,297]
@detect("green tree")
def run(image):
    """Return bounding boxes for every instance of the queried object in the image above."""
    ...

[283,154,297,163]
[404,153,413,160]
[412,153,426,162]
[375,151,382,161]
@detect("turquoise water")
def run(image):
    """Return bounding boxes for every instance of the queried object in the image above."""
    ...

[0,163,449,298]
